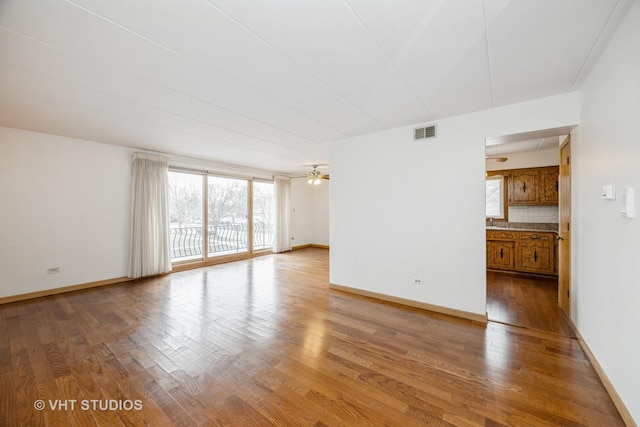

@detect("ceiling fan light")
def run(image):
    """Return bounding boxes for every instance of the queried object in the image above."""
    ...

[307,165,323,185]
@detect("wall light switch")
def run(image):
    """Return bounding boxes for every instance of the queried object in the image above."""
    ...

[602,184,616,200]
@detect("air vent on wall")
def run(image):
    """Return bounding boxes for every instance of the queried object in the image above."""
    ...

[414,125,437,140]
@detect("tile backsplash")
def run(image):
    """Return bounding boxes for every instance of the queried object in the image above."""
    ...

[508,205,558,223]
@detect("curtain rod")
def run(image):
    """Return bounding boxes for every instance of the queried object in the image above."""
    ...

[133,149,292,178]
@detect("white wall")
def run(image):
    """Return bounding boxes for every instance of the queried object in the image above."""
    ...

[290,177,330,247]
[0,127,133,298]
[290,178,314,246]
[572,2,640,422]
[330,92,580,317]
[312,180,330,246]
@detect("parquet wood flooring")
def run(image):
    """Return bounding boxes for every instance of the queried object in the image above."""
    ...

[0,248,624,426]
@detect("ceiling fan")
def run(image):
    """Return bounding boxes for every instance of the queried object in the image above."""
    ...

[485,156,508,162]
[299,165,329,185]
[485,145,508,162]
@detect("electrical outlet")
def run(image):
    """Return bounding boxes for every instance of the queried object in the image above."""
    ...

[47,267,60,274]
[413,278,423,285]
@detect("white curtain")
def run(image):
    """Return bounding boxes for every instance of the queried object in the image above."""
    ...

[273,175,292,253]
[128,153,172,278]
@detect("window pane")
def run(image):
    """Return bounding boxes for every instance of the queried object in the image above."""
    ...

[169,171,203,262]
[253,181,274,250]
[207,176,248,257]
[486,177,504,218]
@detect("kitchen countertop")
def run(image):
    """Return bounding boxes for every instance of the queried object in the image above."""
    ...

[486,226,558,233]
[486,221,558,232]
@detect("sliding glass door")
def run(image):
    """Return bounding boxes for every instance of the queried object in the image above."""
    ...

[169,171,204,262]
[168,170,274,264]
[207,175,248,257]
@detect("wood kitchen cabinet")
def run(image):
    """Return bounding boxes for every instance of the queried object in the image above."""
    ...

[506,166,559,206]
[486,230,516,271]
[486,229,557,276]
[514,232,555,275]
[487,240,515,270]
[509,169,538,205]
[539,166,559,204]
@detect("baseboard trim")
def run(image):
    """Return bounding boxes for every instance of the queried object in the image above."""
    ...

[330,283,488,324]
[0,276,130,305]
[567,317,636,427]
[292,244,330,250]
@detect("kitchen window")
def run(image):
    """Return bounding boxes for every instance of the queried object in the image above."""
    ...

[486,175,506,220]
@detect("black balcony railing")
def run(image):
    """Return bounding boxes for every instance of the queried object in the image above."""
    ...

[252,222,274,250]
[170,223,273,260]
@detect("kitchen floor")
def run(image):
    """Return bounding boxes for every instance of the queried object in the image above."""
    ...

[487,271,575,337]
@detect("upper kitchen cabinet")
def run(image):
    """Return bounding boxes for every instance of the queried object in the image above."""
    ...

[539,166,559,204]
[509,169,538,205]
[506,166,559,206]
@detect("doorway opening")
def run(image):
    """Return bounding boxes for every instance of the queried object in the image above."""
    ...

[485,128,573,335]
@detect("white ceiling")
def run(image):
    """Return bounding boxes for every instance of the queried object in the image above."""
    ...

[486,137,560,157]
[0,0,633,175]
[485,126,575,157]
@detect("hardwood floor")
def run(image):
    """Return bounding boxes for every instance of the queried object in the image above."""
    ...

[486,271,574,337]
[0,248,623,426]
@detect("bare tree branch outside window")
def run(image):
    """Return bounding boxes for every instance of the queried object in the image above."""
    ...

[486,177,504,218]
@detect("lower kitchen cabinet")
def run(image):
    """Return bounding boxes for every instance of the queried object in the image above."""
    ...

[515,240,555,275]
[487,240,515,270]
[487,229,557,276]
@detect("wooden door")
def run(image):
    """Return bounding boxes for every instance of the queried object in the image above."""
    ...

[559,138,571,315]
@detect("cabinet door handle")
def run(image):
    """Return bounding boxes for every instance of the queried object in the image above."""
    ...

[534,251,538,262]
[500,248,503,259]
[522,182,527,193]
